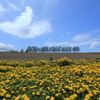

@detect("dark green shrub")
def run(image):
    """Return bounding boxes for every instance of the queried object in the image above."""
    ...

[40,57,45,60]
[57,57,72,66]
[8,61,19,67]
[0,60,8,66]
[95,56,100,62]
[0,68,10,73]
[40,60,47,65]
[49,56,54,61]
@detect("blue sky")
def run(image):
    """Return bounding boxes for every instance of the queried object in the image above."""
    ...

[0,0,100,52]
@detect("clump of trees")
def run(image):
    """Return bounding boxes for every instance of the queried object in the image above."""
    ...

[20,46,80,53]
[9,50,18,52]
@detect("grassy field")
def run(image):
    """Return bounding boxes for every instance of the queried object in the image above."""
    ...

[0,56,100,100]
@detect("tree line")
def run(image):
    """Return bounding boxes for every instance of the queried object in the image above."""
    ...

[20,46,80,53]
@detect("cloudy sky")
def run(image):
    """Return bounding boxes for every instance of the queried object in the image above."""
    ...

[0,0,100,52]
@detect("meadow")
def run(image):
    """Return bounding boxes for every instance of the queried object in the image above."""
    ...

[0,57,100,100]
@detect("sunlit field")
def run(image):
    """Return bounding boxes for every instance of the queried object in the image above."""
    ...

[0,57,100,100]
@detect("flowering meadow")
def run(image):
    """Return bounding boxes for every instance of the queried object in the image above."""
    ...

[0,57,100,100]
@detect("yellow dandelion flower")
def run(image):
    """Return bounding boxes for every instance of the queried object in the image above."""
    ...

[32,92,35,95]
[5,94,11,98]
[50,96,55,100]
[73,94,77,98]
[2,89,7,94]
[84,98,89,100]
[63,98,70,100]
[22,94,30,100]
[47,86,50,90]
[2,98,6,100]
[85,94,90,99]
[63,90,66,93]
[55,93,59,96]
[88,93,93,97]
[98,97,100,100]
[0,92,4,96]
[70,95,75,99]
[36,92,40,95]
[42,93,45,95]
[51,89,55,91]
[24,96,30,100]
[46,96,50,99]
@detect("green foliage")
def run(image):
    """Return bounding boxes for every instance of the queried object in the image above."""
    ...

[9,50,18,52]
[0,68,10,73]
[20,61,34,67]
[56,57,72,66]
[95,56,100,59]
[0,60,8,66]
[40,60,47,65]
[40,57,45,60]
[95,56,100,62]
[8,61,19,67]
[49,56,54,61]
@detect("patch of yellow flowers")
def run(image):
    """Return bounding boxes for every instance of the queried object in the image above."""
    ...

[0,57,100,100]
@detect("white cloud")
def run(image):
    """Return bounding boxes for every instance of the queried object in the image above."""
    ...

[21,0,25,6]
[90,41,100,49]
[45,38,100,46]
[0,5,6,15]
[0,42,16,51]
[73,33,90,41]
[4,0,20,11]
[0,6,52,38]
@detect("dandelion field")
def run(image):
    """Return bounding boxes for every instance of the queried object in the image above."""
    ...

[0,57,100,100]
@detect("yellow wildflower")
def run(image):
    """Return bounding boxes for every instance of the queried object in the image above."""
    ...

[2,98,6,100]
[84,98,89,100]
[2,89,7,94]
[0,92,4,96]
[63,98,70,100]
[46,96,50,99]
[50,96,55,100]
[36,92,40,95]
[55,93,59,96]
[32,92,35,95]
[22,94,30,100]
[5,94,11,98]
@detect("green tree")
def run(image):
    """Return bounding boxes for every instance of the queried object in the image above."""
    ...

[20,48,24,52]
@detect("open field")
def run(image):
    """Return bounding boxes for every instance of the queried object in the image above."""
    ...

[0,57,100,100]
[0,52,100,61]
[0,52,100,100]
